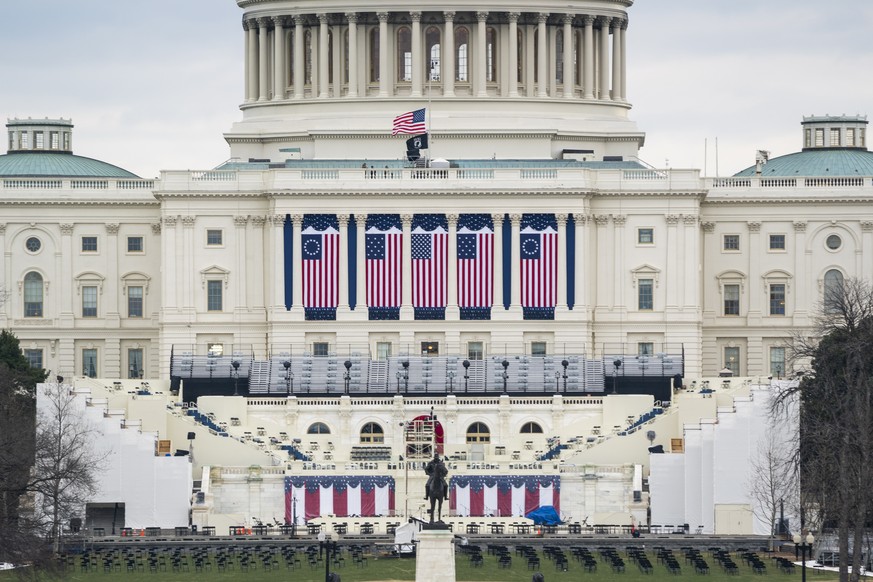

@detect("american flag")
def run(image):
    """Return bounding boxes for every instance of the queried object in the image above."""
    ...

[301,215,339,309]
[411,214,447,308]
[392,108,426,135]
[457,214,494,308]
[520,214,558,308]
[366,214,402,308]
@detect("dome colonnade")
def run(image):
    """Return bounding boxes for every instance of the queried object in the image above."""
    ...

[239,3,629,105]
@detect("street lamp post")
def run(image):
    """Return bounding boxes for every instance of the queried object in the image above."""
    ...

[561,359,569,392]
[402,360,409,391]
[447,370,455,393]
[501,359,509,393]
[319,538,340,582]
[283,360,293,395]
[231,360,241,396]
[793,532,815,582]
[462,360,470,392]
[343,360,352,394]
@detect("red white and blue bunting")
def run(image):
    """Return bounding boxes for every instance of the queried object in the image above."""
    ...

[284,476,396,524]
[449,475,560,517]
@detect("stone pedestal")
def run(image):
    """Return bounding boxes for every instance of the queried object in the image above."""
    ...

[415,525,456,582]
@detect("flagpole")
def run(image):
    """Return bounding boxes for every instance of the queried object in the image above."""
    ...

[426,57,434,163]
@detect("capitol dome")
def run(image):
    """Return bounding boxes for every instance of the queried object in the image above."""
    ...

[228,0,641,164]
[2,117,139,178]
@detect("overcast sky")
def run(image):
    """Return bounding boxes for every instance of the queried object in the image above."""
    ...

[2,1,872,178]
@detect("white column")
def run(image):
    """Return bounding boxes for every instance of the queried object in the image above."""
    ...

[332,23,342,97]
[476,11,488,97]
[257,18,270,101]
[105,223,120,321]
[401,214,413,318]
[508,12,519,97]
[411,12,423,97]
[346,13,359,97]
[244,20,256,102]
[273,16,286,101]
[293,17,305,99]
[378,13,390,96]
[793,221,808,323]
[443,12,455,97]
[355,214,368,311]
[611,18,622,101]
[310,21,319,97]
[556,214,568,309]
[582,15,594,99]
[574,215,587,314]
[447,214,459,318]
[234,216,249,311]
[598,17,611,101]
[492,213,504,310]
[563,15,574,98]
[665,215,679,310]
[536,13,548,97]
[338,214,350,312]
[747,221,762,322]
[510,214,522,309]
[525,24,535,97]
[318,14,329,98]
[292,214,304,311]
[620,19,628,101]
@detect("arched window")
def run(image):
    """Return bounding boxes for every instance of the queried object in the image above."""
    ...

[533,29,539,83]
[304,29,313,84]
[426,26,441,81]
[343,29,349,84]
[486,27,497,83]
[556,28,564,83]
[824,269,844,313]
[520,422,543,434]
[466,422,490,443]
[455,27,469,82]
[24,272,43,317]
[369,28,380,82]
[517,29,524,83]
[308,422,331,434]
[360,422,384,443]
[327,29,334,86]
[396,26,411,82]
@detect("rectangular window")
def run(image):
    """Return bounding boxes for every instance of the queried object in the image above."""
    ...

[815,128,824,147]
[128,348,144,379]
[312,342,330,357]
[769,284,786,315]
[128,286,143,318]
[531,341,547,357]
[830,128,841,147]
[467,341,484,361]
[770,347,786,378]
[638,342,654,356]
[82,348,98,378]
[638,279,654,310]
[638,228,654,244]
[24,349,43,369]
[50,132,59,149]
[723,234,739,251]
[206,280,223,311]
[35,132,44,149]
[421,342,439,356]
[63,132,70,150]
[769,234,785,250]
[860,128,866,148]
[376,342,392,360]
[82,286,98,317]
[81,236,98,252]
[847,128,855,147]
[20,133,28,149]
[206,229,223,246]
[724,346,740,376]
[207,343,223,356]
[804,128,812,148]
[724,284,740,315]
[127,236,144,252]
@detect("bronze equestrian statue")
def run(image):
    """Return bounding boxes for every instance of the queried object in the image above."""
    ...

[424,452,449,523]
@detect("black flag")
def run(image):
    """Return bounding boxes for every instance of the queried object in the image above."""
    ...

[406,133,429,151]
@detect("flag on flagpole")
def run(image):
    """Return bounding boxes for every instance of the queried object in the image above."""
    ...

[520,214,558,309]
[392,108,427,135]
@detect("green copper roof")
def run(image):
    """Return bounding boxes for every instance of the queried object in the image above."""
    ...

[0,152,139,178]
[734,149,873,178]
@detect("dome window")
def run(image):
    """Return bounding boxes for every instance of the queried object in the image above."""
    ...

[826,234,842,251]
[25,237,41,253]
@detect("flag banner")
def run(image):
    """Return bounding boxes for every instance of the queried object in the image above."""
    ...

[520,213,558,320]
[392,108,427,135]
[406,133,429,151]
[366,214,402,320]
[412,214,447,320]
[285,476,396,524]
[449,475,560,518]
[302,214,339,320]
[457,214,494,320]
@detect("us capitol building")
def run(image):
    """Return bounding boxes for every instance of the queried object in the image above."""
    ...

[2,0,867,536]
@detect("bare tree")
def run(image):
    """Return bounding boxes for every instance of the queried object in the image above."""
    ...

[749,427,797,551]
[31,379,104,554]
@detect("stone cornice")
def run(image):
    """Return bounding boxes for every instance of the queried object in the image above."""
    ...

[0,200,159,207]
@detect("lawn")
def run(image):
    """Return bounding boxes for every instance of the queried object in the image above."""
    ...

[0,545,839,582]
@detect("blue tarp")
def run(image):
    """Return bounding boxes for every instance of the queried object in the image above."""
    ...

[525,505,561,525]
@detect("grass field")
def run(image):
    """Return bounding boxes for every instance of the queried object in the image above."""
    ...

[0,545,840,582]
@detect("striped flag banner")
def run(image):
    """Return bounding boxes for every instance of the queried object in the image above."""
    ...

[366,214,402,315]
[285,476,396,524]
[412,214,447,317]
[301,215,339,315]
[449,475,560,518]
[392,108,427,135]
[457,214,494,317]
[520,213,558,312]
